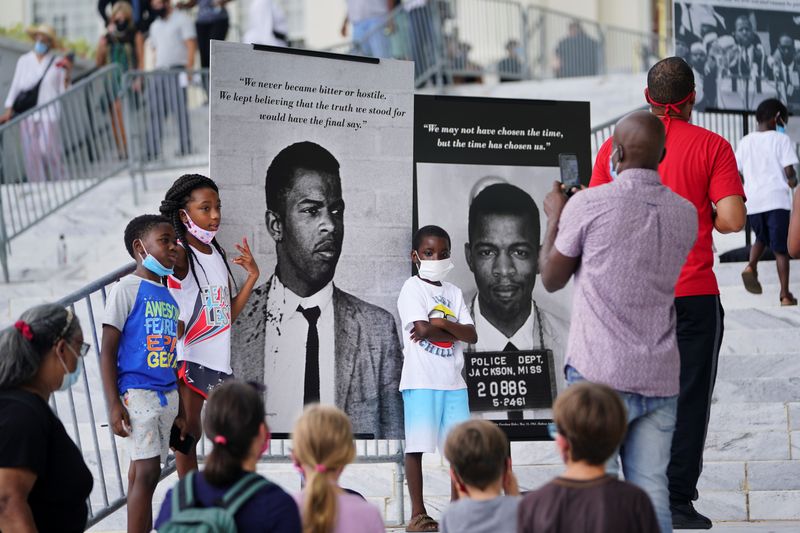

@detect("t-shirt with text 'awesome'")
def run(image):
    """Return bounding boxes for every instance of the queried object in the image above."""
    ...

[104,275,180,394]
[591,117,745,297]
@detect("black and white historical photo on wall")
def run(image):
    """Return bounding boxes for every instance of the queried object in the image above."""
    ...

[414,95,591,440]
[209,41,414,438]
[675,0,800,112]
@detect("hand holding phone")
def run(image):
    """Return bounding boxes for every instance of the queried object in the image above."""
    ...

[558,153,581,197]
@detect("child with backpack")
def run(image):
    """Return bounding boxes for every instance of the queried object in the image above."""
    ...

[154,381,300,532]
[292,404,385,533]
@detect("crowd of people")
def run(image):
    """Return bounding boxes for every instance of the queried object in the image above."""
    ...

[675,5,800,112]
[2,7,800,532]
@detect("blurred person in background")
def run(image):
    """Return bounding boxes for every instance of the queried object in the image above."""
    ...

[243,0,289,46]
[0,304,93,533]
[100,0,156,33]
[554,21,599,78]
[1,24,72,182]
[146,0,196,157]
[177,0,232,74]
[342,0,392,59]
[498,39,525,82]
[96,1,145,157]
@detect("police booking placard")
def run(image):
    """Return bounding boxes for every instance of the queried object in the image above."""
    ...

[414,94,590,440]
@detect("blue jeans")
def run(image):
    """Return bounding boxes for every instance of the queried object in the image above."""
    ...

[352,16,390,58]
[566,366,676,533]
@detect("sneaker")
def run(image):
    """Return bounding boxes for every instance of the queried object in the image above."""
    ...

[671,501,712,529]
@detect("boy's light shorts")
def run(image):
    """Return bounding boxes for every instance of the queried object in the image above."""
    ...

[122,388,179,463]
[402,388,470,453]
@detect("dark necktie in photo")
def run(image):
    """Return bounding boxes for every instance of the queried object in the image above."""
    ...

[300,305,321,404]
[504,341,524,420]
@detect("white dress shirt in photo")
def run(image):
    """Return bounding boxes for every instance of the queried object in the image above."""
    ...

[470,294,567,420]
[263,274,334,432]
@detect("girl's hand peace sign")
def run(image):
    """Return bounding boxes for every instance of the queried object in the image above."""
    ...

[232,237,259,279]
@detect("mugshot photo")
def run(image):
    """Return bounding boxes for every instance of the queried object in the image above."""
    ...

[210,42,414,438]
[415,162,572,424]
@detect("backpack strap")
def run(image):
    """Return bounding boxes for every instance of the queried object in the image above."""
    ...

[220,472,271,516]
[172,470,198,516]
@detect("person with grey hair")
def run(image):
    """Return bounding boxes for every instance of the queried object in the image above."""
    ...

[0,304,94,532]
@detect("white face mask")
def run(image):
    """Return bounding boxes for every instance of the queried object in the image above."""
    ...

[415,254,454,282]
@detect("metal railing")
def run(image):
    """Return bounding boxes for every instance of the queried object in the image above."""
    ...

[0,65,128,282]
[123,69,210,178]
[338,0,669,88]
[0,67,212,283]
[55,263,405,529]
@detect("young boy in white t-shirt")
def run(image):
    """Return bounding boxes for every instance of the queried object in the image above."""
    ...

[398,225,478,532]
[737,98,800,305]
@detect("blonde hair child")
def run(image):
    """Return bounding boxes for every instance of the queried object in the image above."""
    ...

[292,405,385,533]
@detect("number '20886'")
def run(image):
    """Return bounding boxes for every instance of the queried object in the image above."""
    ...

[477,380,528,398]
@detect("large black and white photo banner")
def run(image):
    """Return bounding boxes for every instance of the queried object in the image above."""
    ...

[210,42,413,438]
[414,95,590,440]
[675,0,800,112]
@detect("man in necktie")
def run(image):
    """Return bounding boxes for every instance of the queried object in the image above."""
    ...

[464,182,568,424]
[232,141,404,438]
[772,34,800,112]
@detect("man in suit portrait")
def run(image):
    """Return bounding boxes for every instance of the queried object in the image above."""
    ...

[772,34,800,113]
[232,141,404,438]
[730,15,766,89]
[464,181,568,421]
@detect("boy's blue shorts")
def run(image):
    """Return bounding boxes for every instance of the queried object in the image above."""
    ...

[749,209,790,254]
[402,388,470,453]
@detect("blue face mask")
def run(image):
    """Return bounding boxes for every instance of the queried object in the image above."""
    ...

[58,345,83,391]
[776,113,787,134]
[139,241,174,277]
[34,40,49,55]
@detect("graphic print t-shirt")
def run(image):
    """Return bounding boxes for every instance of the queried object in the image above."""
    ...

[168,245,232,373]
[104,275,180,394]
[397,276,473,391]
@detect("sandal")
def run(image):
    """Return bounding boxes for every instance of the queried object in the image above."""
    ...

[741,268,762,294]
[781,293,798,306]
[406,513,439,532]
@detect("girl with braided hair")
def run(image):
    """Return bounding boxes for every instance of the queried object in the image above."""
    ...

[160,173,260,477]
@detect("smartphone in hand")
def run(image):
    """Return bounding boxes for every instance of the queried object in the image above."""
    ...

[169,423,196,455]
[558,153,581,196]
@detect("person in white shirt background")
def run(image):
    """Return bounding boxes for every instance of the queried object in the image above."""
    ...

[243,0,289,47]
[737,98,799,306]
[1,24,72,182]
[145,0,196,158]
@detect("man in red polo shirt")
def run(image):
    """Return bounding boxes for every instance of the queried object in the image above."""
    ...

[590,57,746,530]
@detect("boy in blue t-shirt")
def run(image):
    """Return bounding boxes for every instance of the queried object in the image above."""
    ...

[101,214,182,533]
[398,225,478,532]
